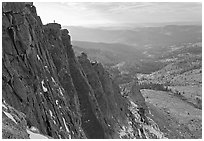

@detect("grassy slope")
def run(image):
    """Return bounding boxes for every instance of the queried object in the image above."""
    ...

[141,89,202,139]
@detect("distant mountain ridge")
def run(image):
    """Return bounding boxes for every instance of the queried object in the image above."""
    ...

[64,25,201,47]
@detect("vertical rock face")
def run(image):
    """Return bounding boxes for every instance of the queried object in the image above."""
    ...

[78,54,130,138]
[2,2,85,139]
[2,101,29,139]
[61,30,106,139]
[2,2,166,139]
[130,79,148,110]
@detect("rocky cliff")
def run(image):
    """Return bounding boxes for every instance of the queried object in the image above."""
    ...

[2,2,166,139]
[2,2,85,138]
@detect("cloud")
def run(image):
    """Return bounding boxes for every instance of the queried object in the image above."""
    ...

[34,2,202,27]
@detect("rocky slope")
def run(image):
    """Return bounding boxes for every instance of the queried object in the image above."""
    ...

[2,2,166,139]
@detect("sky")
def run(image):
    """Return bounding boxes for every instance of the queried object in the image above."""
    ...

[34,2,202,27]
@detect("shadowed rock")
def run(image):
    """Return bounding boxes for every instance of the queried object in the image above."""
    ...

[2,2,85,139]
[2,2,161,139]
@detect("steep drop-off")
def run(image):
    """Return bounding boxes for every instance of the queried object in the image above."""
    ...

[2,2,166,139]
[2,2,85,139]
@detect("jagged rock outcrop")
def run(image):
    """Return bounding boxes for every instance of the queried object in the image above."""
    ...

[130,79,148,110]
[2,2,166,139]
[2,2,119,139]
[2,2,85,139]
[78,53,130,138]
[61,29,107,139]
[2,100,52,139]
[2,100,29,139]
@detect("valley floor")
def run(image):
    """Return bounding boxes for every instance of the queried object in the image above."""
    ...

[141,89,202,139]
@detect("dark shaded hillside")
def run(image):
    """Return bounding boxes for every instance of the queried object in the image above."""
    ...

[72,41,165,75]
[74,46,121,66]
[73,41,144,61]
[73,41,202,77]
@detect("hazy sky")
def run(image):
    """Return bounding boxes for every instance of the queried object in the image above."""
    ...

[34,2,202,27]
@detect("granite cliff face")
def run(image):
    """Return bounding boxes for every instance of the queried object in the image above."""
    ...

[2,2,85,139]
[2,2,166,139]
[78,53,130,138]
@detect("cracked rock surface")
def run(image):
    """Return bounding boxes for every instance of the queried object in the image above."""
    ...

[2,2,168,139]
